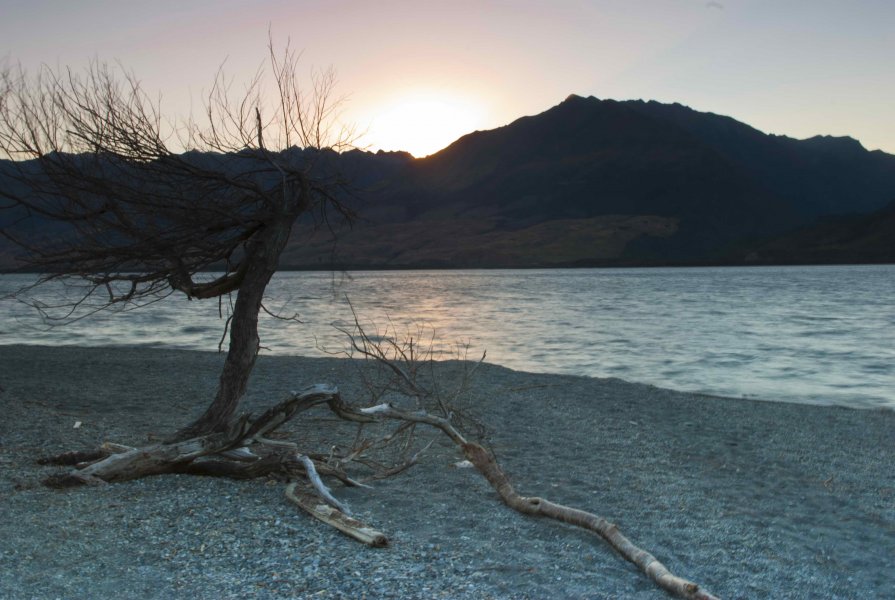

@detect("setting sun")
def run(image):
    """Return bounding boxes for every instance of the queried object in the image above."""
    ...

[368,93,485,157]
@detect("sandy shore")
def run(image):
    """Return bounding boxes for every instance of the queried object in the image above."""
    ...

[1,344,892,599]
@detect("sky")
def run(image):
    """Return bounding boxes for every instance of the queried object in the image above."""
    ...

[2,0,894,157]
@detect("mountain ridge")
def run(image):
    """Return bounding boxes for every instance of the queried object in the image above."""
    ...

[2,95,894,269]
[291,94,892,267]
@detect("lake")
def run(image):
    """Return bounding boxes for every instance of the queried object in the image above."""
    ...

[1,265,893,409]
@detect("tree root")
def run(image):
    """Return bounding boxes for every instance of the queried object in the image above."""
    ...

[327,395,721,600]
[461,442,721,600]
[37,384,720,599]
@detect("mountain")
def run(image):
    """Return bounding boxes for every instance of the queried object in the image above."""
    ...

[283,95,895,267]
[3,96,895,269]
[743,201,895,265]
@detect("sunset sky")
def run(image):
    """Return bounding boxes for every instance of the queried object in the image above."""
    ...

[2,0,893,157]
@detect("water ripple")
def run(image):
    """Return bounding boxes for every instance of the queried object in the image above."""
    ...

[1,265,893,409]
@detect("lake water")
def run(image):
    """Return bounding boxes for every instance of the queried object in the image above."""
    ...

[1,265,893,409]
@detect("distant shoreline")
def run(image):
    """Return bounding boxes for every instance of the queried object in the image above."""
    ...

[4,259,895,275]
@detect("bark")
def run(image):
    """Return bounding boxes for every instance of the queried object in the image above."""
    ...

[44,418,251,487]
[172,455,286,479]
[296,453,350,513]
[174,212,300,440]
[37,448,112,466]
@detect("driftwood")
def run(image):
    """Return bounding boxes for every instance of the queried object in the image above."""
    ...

[43,385,336,487]
[285,482,388,547]
[326,397,721,600]
[39,384,392,547]
[462,442,720,600]
[39,383,719,599]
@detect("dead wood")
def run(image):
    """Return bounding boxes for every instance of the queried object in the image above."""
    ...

[37,448,112,466]
[41,386,339,487]
[35,361,720,598]
[2,42,357,441]
[320,393,720,600]
[461,442,721,600]
[285,482,388,547]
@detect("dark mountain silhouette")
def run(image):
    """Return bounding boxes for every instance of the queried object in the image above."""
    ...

[742,200,895,265]
[3,96,895,269]
[285,95,895,267]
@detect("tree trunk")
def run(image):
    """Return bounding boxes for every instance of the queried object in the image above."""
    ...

[173,214,297,439]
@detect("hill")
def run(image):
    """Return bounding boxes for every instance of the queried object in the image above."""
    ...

[744,201,895,265]
[283,95,895,267]
[4,96,895,269]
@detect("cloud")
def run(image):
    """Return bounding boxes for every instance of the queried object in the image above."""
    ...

[705,1,724,9]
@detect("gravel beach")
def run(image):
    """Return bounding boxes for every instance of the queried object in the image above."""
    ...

[1,344,893,599]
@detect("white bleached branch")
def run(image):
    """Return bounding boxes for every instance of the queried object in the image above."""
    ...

[297,453,350,515]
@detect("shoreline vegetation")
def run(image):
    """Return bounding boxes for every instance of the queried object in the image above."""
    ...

[1,344,892,599]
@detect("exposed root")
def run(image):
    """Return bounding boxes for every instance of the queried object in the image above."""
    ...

[461,442,720,600]
[37,379,720,599]
[329,392,720,599]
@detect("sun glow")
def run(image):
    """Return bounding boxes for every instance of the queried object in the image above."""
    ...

[368,93,484,158]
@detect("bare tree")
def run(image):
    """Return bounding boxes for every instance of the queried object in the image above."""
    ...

[0,47,719,600]
[0,41,353,438]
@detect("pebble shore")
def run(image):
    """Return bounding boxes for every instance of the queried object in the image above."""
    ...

[1,345,893,599]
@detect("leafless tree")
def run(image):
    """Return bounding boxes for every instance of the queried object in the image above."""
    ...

[0,40,354,438]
